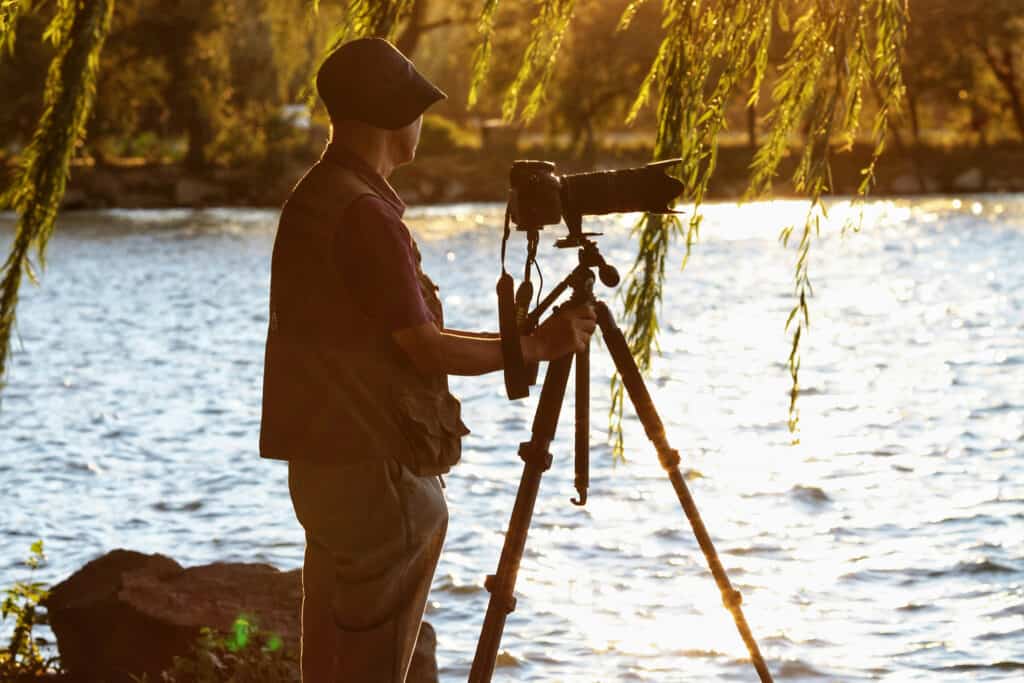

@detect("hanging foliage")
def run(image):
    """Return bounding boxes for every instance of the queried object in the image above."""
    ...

[467,0,501,108]
[469,0,907,448]
[0,0,113,396]
[325,0,417,51]
[0,0,30,55]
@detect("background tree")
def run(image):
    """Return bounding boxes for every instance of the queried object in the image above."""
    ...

[903,0,1024,145]
[0,8,53,153]
[548,0,662,163]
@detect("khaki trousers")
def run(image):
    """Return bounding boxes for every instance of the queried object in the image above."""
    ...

[289,457,447,682]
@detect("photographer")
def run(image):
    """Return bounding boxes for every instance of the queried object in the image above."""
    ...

[259,38,596,683]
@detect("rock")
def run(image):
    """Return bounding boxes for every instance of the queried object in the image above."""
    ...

[441,179,467,203]
[480,119,519,156]
[44,550,192,682]
[87,169,124,207]
[717,181,744,199]
[417,178,439,202]
[890,173,922,195]
[952,167,984,192]
[119,192,171,208]
[44,549,440,683]
[60,188,89,209]
[174,177,222,206]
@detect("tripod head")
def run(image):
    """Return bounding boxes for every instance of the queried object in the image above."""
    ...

[498,235,625,400]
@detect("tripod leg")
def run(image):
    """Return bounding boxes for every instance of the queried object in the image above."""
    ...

[468,354,574,683]
[594,302,775,683]
[571,341,589,505]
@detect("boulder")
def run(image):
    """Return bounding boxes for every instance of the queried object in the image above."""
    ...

[889,173,922,195]
[440,179,467,203]
[952,167,984,192]
[44,549,439,683]
[86,169,124,207]
[174,177,223,206]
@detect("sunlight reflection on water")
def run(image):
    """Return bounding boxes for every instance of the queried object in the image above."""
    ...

[1,195,1022,681]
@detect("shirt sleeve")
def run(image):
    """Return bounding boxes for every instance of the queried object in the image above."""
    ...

[334,195,435,333]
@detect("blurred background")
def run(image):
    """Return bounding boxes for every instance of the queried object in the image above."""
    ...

[2,0,1023,207]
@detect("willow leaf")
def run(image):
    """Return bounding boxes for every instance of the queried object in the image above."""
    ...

[617,0,651,30]
[327,0,415,52]
[502,0,575,122]
[468,0,501,108]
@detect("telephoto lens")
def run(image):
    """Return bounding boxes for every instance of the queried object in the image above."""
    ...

[562,160,683,216]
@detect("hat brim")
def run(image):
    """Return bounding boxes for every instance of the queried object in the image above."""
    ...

[371,75,447,130]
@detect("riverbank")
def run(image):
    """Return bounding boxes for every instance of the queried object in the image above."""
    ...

[4,142,1024,210]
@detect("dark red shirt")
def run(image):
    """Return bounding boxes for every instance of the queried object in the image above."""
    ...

[324,144,434,333]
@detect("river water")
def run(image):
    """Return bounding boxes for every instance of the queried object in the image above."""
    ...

[1,197,1022,681]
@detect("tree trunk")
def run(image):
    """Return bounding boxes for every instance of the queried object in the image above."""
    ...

[183,96,213,172]
[746,103,757,148]
[983,44,1024,140]
[906,86,921,146]
[396,0,429,57]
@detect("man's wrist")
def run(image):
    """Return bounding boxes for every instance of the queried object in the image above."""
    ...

[521,334,543,364]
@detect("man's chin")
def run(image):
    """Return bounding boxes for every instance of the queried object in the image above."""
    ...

[396,151,416,168]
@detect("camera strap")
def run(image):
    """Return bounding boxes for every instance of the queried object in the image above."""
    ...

[500,202,512,276]
[497,203,530,399]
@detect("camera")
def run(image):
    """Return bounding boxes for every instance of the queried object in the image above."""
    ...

[498,158,684,399]
[508,158,683,245]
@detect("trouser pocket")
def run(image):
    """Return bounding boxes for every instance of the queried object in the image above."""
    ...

[290,458,448,632]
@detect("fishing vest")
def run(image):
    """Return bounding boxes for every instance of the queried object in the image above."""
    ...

[259,151,468,474]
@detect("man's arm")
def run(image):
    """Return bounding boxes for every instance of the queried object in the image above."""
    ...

[394,304,597,376]
[333,195,596,373]
[442,329,500,340]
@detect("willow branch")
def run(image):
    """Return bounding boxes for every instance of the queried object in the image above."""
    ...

[0,0,30,56]
[0,0,114,397]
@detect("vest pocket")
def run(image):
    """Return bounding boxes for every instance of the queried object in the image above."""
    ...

[395,390,470,476]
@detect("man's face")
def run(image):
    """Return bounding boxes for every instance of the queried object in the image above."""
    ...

[391,115,423,167]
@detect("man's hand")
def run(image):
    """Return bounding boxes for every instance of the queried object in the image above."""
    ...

[523,303,597,362]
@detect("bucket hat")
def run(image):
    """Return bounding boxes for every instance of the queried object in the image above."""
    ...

[316,37,447,130]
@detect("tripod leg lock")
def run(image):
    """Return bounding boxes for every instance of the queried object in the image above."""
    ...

[484,574,518,614]
[657,447,682,470]
[722,588,743,610]
[518,441,554,470]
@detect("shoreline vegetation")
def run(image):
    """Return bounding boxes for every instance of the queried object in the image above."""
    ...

[5,137,1024,213]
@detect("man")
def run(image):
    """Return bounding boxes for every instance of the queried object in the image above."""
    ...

[259,38,596,682]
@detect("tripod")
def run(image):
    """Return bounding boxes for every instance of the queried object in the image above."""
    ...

[468,238,775,683]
